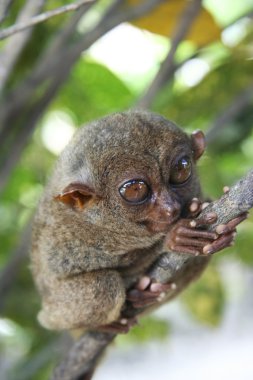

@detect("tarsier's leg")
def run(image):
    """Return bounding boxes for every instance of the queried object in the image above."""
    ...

[38,269,125,330]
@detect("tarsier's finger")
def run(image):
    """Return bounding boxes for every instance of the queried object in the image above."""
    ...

[203,232,236,255]
[216,213,248,235]
[149,282,174,293]
[99,321,132,334]
[190,212,218,228]
[201,202,210,210]
[127,289,161,308]
[169,244,202,256]
[175,236,216,248]
[136,276,151,291]
[176,226,218,240]
[130,298,159,308]
[188,198,202,217]
[127,289,159,302]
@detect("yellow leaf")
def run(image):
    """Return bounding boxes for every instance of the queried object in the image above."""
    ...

[128,0,221,46]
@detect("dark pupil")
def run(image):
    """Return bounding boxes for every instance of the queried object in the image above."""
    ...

[119,180,149,203]
[170,156,191,184]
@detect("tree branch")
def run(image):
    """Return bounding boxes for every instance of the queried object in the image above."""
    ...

[0,0,166,192]
[205,83,253,144]
[0,0,95,41]
[0,222,32,312]
[0,0,46,93]
[0,0,13,24]
[136,0,203,109]
[51,169,253,380]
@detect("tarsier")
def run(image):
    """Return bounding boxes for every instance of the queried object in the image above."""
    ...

[31,110,246,335]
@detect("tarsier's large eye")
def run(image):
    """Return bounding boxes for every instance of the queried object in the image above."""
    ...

[170,155,192,185]
[119,180,150,204]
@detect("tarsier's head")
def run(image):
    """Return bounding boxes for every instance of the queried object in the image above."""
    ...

[54,111,205,236]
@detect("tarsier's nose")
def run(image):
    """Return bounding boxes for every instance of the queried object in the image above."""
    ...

[167,202,181,218]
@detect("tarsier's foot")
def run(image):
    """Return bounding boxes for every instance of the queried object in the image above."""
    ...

[127,276,176,308]
[98,317,138,334]
[166,197,248,256]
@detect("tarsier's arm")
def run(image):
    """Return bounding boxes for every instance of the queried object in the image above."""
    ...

[126,198,247,311]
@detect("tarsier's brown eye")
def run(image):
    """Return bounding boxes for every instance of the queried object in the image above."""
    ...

[170,155,192,185]
[119,180,150,204]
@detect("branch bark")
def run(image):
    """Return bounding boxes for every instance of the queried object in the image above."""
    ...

[51,169,253,380]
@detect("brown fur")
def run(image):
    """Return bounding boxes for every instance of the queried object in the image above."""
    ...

[31,110,205,330]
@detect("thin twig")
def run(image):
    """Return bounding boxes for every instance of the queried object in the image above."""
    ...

[0,0,13,24]
[0,0,95,41]
[136,0,203,109]
[206,83,253,144]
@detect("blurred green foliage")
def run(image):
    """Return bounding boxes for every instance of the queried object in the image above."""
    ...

[0,0,253,379]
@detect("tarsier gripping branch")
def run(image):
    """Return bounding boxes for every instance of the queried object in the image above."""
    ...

[31,110,247,368]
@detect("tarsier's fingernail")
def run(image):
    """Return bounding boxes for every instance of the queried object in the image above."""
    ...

[203,244,212,254]
[190,202,199,212]
[120,318,128,325]
[192,197,199,201]
[150,283,162,292]
[216,224,228,234]
[190,220,197,227]
[158,292,166,302]
[223,186,230,193]
[201,202,210,210]
[170,283,177,290]
[195,252,200,256]
[206,212,217,221]
[137,276,151,290]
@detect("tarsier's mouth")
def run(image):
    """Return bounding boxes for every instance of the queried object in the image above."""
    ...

[138,215,180,234]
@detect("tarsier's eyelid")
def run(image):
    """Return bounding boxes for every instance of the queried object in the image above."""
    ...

[119,179,151,205]
[169,155,192,186]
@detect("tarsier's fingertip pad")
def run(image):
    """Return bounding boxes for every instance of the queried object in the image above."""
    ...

[216,224,228,235]
[137,276,151,291]
[190,220,197,227]
[201,202,210,210]
[189,200,199,213]
[223,186,230,193]
[203,244,212,254]
[205,212,217,222]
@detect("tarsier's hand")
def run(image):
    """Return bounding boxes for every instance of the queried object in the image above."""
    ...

[126,276,175,309]
[165,196,248,256]
[127,193,248,311]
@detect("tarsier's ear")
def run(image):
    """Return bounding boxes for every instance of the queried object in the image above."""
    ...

[191,130,206,160]
[55,183,97,209]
